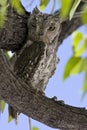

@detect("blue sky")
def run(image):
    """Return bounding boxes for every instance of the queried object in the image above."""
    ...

[1,0,87,130]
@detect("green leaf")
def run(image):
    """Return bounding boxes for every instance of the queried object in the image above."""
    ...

[72,31,83,54]
[82,58,87,72]
[69,0,81,20]
[72,31,83,50]
[75,37,87,56]
[4,51,11,60]
[61,0,74,18]
[39,0,50,11]
[71,58,87,74]
[0,0,7,6]
[0,0,7,28]
[82,72,87,96]
[72,31,87,56]
[82,4,87,24]
[32,127,39,130]
[8,116,12,123]
[63,56,82,80]
[0,100,6,113]
[10,0,24,14]
[70,58,83,74]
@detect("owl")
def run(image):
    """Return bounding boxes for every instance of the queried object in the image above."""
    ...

[14,8,61,91]
[9,7,61,121]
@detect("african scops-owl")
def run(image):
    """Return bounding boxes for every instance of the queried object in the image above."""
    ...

[8,8,61,121]
[14,8,61,92]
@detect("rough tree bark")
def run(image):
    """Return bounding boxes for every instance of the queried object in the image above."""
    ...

[0,1,87,130]
[0,5,30,51]
[0,50,87,130]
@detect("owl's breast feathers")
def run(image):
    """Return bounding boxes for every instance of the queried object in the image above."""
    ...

[14,40,58,91]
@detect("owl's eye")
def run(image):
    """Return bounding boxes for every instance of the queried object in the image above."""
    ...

[48,26,55,31]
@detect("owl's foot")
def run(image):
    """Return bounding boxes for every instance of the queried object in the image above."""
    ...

[51,96,64,104]
[58,100,64,104]
[51,96,57,101]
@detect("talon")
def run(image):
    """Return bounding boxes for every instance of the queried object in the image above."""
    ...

[58,100,64,104]
[51,96,57,101]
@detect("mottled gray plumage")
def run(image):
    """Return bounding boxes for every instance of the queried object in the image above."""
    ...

[9,8,61,121]
[14,8,61,91]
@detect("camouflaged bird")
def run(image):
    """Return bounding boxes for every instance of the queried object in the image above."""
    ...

[8,7,61,122]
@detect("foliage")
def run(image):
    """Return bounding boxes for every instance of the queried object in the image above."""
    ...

[61,0,74,19]
[82,4,87,24]
[63,56,82,80]
[63,31,87,95]
[0,0,24,28]
[0,100,6,113]
[39,0,50,10]
[61,0,87,23]
[0,0,8,28]
[32,127,39,130]
[39,0,56,12]
[10,0,24,14]
[60,0,87,95]
[69,0,82,20]
[8,116,12,123]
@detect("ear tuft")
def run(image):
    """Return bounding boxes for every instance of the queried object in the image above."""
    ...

[32,7,40,15]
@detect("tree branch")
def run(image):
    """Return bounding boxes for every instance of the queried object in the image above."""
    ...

[0,1,84,51]
[0,5,30,52]
[0,50,87,130]
[59,16,82,43]
[58,1,85,43]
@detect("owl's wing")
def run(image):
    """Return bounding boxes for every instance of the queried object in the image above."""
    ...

[14,41,45,80]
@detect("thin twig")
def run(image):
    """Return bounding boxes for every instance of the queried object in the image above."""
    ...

[28,117,32,130]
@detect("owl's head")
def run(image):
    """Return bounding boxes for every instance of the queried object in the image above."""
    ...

[28,8,61,44]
